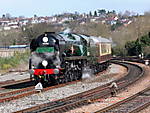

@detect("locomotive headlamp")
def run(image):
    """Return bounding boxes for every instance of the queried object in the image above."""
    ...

[42,60,48,67]
[42,37,48,43]
[54,69,59,74]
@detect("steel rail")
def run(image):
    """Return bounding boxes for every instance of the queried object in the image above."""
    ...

[95,87,150,113]
[0,80,80,103]
[14,61,144,113]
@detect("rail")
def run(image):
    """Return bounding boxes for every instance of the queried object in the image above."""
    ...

[95,87,150,113]
[14,61,144,113]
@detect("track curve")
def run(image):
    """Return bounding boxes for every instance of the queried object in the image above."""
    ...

[94,87,150,113]
[14,61,144,113]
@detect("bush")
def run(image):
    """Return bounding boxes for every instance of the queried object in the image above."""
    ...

[125,33,150,56]
[112,46,127,56]
[1,64,12,70]
[0,50,29,70]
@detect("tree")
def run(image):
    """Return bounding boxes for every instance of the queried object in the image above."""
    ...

[19,16,25,19]
[112,46,127,56]
[74,11,79,15]
[2,14,5,19]
[34,14,37,18]
[98,9,106,15]
[140,34,150,46]
[5,13,11,19]
[144,11,150,16]
[89,11,92,17]
[112,10,116,14]
[118,12,123,18]
[123,10,131,18]
[111,21,123,31]
[135,39,142,55]
[107,10,116,14]
[94,11,98,17]
[125,41,136,56]
[21,23,62,44]
[143,46,150,58]
[125,33,150,56]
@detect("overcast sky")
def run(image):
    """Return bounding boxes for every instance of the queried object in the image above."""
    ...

[0,0,150,17]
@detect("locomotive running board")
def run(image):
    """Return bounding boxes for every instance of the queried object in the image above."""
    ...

[64,56,87,60]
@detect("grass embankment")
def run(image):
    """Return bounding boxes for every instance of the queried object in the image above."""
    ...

[0,51,29,73]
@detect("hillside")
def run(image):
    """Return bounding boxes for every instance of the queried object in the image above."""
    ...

[0,14,149,50]
[111,15,150,47]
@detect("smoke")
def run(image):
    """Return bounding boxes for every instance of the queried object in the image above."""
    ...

[44,51,61,68]
[31,51,61,68]
[31,52,43,68]
[82,73,91,79]
[43,52,54,59]
[63,28,71,34]
[53,52,61,68]
[82,66,93,79]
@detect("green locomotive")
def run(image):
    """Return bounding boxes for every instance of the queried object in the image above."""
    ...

[29,31,111,85]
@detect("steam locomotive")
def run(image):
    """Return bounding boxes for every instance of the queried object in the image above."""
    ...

[29,31,111,85]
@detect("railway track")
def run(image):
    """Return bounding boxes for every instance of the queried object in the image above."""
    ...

[95,87,150,113]
[0,70,29,88]
[14,61,144,113]
[0,65,108,104]
[0,86,34,103]
[0,79,80,103]
[0,78,31,88]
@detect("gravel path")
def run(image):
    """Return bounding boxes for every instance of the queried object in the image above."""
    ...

[0,72,30,82]
[0,64,127,113]
[68,62,150,113]
[138,105,150,113]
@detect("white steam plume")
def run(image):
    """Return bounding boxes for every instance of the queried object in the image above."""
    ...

[82,66,93,79]
[63,28,71,34]
[31,51,61,68]
[31,52,43,68]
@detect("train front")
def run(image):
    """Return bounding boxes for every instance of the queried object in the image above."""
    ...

[29,32,61,85]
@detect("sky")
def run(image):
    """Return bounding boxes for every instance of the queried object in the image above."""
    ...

[0,0,150,17]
